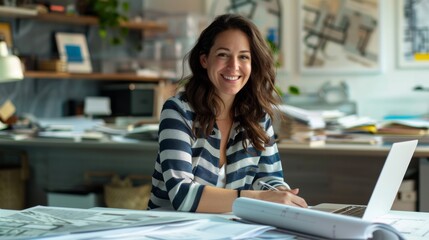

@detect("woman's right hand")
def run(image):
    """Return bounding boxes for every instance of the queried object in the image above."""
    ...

[241,189,308,208]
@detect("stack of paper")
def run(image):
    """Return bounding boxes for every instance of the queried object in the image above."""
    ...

[377,119,429,135]
[277,105,326,145]
[0,206,273,240]
[325,133,382,145]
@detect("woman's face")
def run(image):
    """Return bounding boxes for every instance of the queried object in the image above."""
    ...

[200,29,251,100]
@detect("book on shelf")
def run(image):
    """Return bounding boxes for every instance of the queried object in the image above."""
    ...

[233,197,405,240]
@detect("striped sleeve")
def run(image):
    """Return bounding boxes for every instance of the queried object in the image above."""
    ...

[253,114,290,190]
[154,97,204,211]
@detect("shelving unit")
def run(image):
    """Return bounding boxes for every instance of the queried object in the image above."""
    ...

[24,71,165,82]
[0,6,168,31]
[0,6,168,82]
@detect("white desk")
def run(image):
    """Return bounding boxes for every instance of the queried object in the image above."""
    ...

[1,207,428,240]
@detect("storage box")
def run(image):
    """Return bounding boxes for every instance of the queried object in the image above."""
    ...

[48,191,103,209]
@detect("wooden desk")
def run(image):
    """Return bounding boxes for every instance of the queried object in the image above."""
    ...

[1,139,428,211]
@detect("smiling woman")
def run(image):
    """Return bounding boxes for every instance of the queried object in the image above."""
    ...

[199,29,251,101]
[147,14,308,214]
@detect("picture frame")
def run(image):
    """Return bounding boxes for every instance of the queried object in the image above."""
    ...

[397,0,429,68]
[209,0,287,71]
[0,22,13,48]
[298,0,382,74]
[55,32,92,73]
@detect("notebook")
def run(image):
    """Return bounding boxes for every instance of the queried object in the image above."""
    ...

[312,139,418,221]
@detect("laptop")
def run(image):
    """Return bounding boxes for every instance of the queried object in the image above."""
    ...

[312,139,418,221]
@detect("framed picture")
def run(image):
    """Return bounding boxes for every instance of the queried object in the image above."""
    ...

[209,0,286,70]
[298,0,382,74]
[398,0,429,68]
[0,22,13,48]
[55,32,92,73]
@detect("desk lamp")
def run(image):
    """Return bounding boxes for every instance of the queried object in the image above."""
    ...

[0,37,23,124]
[0,38,23,82]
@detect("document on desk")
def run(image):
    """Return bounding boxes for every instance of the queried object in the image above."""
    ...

[375,211,429,240]
[233,197,406,240]
[0,206,273,240]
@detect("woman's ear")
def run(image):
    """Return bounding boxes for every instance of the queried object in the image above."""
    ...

[200,54,208,69]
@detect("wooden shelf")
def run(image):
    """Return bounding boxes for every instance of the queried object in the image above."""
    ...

[0,7,168,31]
[2,7,169,82]
[36,13,168,31]
[24,71,165,82]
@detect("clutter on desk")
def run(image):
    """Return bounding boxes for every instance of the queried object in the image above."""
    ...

[275,109,326,146]
[377,119,429,135]
[325,133,382,145]
[0,205,273,240]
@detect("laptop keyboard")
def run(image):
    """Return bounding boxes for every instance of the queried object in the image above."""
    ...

[332,205,366,217]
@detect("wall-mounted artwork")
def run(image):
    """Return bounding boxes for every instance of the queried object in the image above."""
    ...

[398,0,429,68]
[209,0,284,69]
[299,0,381,74]
[55,32,92,73]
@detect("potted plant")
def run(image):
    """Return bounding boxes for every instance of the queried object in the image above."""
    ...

[77,0,130,45]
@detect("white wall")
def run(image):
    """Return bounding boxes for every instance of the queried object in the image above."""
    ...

[280,0,429,120]
[145,0,429,120]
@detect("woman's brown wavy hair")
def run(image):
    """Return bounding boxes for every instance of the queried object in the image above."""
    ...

[180,13,280,151]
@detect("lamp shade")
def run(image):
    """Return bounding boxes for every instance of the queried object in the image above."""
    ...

[0,40,23,82]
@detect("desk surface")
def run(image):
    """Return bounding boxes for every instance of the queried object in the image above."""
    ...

[1,207,428,240]
[3,137,429,157]
[277,142,429,157]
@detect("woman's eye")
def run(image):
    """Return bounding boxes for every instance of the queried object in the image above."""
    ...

[240,55,250,60]
[217,53,228,58]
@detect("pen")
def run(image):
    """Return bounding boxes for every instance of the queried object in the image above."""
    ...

[258,180,291,191]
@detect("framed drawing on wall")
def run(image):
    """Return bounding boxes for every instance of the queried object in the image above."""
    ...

[55,32,92,73]
[209,0,286,71]
[0,22,13,48]
[398,0,429,68]
[299,0,382,74]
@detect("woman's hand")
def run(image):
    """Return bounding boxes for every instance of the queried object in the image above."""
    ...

[241,189,308,208]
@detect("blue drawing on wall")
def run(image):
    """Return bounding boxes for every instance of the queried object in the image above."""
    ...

[65,44,84,63]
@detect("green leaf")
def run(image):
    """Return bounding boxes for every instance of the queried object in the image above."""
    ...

[288,86,300,95]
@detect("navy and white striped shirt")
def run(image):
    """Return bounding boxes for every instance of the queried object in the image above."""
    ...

[148,93,289,212]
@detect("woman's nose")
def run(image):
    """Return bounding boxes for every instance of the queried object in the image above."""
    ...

[227,57,239,70]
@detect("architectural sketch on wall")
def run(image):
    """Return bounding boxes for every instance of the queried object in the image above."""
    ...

[299,0,381,74]
[209,0,284,68]
[398,0,429,68]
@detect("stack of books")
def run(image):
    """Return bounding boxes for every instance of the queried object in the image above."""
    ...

[377,119,429,135]
[276,105,326,146]
[377,119,429,144]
